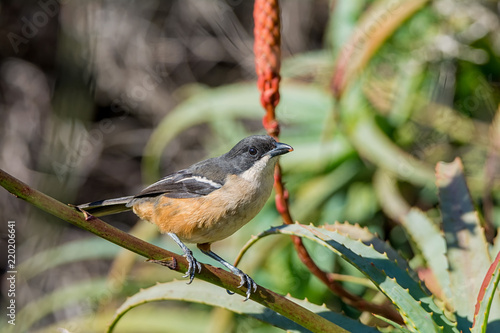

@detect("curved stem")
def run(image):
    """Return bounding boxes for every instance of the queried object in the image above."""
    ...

[0,168,345,333]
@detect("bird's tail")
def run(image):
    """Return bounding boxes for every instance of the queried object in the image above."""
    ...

[77,196,134,217]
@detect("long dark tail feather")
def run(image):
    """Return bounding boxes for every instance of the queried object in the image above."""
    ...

[77,196,134,217]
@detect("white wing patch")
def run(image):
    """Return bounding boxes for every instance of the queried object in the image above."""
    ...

[176,175,222,189]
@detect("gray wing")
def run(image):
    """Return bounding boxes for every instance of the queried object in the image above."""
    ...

[130,169,223,202]
[79,167,225,214]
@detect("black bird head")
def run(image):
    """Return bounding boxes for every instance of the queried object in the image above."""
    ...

[223,135,293,173]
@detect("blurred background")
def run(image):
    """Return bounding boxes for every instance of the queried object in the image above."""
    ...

[0,0,499,332]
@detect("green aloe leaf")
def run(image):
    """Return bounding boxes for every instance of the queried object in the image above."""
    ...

[108,280,375,333]
[340,81,435,187]
[436,157,500,331]
[238,223,458,332]
[372,169,411,222]
[331,0,429,97]
[400,209,451,303]
[323,221,417,282]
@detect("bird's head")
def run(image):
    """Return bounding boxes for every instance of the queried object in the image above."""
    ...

[223,135,293,177]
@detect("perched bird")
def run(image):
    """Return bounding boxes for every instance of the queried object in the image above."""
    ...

[77,135,293,300]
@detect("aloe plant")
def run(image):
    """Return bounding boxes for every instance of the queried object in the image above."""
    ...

[1,0,499,332]
[3,153,497,333]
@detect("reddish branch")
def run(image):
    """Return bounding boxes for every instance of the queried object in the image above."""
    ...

[253,0,402,324]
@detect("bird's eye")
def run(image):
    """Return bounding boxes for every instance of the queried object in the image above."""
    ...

[249,147,258,155]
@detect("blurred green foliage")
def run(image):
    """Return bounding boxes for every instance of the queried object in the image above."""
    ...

[1,0,499,332]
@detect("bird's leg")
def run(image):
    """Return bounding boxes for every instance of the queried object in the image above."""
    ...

[168,233,201,284]
[197,243,257,301]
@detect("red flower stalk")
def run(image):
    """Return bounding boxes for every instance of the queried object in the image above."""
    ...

[254,0,281,138]
[251,0,402,322]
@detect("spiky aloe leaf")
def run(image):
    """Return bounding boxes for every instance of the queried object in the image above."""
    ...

[401,209,451,303]
[108,280,375,333]
[372,314,412,333]
[241,223,458,332]
[323,222,419,283]
[471,251,500,333]
[436,158,500,331]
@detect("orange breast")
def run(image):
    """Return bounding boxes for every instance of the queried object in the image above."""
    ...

[131,172,274,244]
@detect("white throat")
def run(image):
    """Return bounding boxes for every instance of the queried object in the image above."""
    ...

[239,155,275,184]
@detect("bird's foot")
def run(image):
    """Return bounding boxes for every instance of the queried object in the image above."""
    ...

[198,246,258,301]
[183,250,202,284]
[168,233,202,284]
[232,268,257,301]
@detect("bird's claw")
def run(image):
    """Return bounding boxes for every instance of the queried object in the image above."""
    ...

[183,251,202,284]
[234,269,257,301]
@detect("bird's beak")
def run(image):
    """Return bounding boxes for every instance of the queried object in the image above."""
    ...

[268,142,293,158]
